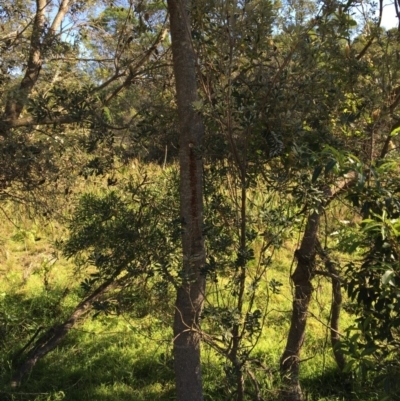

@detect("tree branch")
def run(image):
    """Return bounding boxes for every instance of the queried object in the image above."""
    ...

[3,0,47,121]
[49,57,115,63]
[11,274,127,387]
[395,0,400,31]
[324,171,357,208]
[380,121,400,159]
[103,27,168,105]
[49,0,70,35]
[315,239,346,371]
[356,0,383,60]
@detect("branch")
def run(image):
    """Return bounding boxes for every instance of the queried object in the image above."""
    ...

[11,274,127,387]
[314,270,342,281]
[376,86,400,159]
[1,109,140,131]
[261,16,323,112]
[49,0,70,35]
[49,57,115,63]
[395,0,400,31]
[2,0,71,123]
[356,0,383,60]
[323,171,357,208]
[389,87,400,114]
[3,0,47,121]
[103,28,168,105]
[91,72,126,93]
[380,121,400,158]
[0,12,36,48]
[315,239,346,371]
[113,2,134,70]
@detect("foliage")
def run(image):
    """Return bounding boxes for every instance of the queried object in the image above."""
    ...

[60,166,181,316]
[0,183,357,401]
[1,0,400,400]
[340,158,400,399]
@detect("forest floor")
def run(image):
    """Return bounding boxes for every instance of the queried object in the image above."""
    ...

[0,167,381,401]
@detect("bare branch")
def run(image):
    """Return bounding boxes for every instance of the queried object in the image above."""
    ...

[49,0,70,35]
[113,2,135,70]
[380,121,400,158]
[395,0,400,31]
[49,57,115,63]
[323,171,357,208]
[91,72,127,93]
[356,0,383,60]
[11,274,127,388]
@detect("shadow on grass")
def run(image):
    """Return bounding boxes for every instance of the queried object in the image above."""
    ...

[2,293,369,401]
[301,368,356,401]
[1,330,176,401]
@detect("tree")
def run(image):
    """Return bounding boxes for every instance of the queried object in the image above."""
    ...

[167,1,206,400]
[275,1,400,398]
[188,2,279,399]
[1,0,175,387]
[0,0,168,202]
[4,1,400,399]
[343,164,400,399]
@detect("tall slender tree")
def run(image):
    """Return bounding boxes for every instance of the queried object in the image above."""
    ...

[167,0,206,400]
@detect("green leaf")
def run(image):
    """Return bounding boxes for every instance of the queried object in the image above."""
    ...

[382,270,395,286]
[376,161,397,173]
[192,100,203,110]
[357,173,365,188]
[343,359,356,373]
[311,165,323,183]
[324,159,337,175]
[360,346,377,357]
[347,18,357,27]
[390,126,400,137]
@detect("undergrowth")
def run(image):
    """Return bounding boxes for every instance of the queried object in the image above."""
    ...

[0,166,384,401]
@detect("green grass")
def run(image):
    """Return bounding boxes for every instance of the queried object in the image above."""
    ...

[0,167,387,401]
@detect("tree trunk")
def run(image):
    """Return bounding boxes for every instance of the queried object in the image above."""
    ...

[167,1,206,401]
[328,259,346,371]
[280,210,321,401]
[279,176,356,401]
[316,240,346,371]
[3,0,70,123]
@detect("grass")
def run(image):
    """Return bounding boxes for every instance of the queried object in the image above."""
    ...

[0,165,387,401]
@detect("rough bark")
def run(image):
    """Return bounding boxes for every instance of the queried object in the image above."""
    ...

[280,209,321,401]
[11,277,120,387]
[280,175,356,401]
[167,1,206,401]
